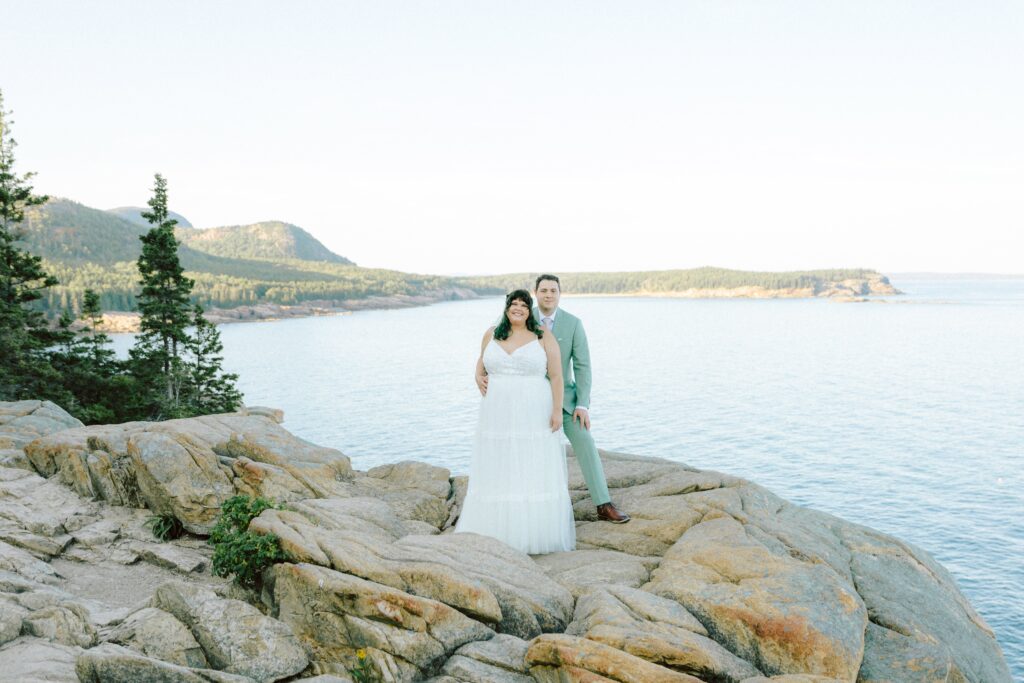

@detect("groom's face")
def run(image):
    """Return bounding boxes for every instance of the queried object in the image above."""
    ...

[535,279,561,313]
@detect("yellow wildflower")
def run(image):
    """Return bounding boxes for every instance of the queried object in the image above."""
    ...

[357,648,367,660]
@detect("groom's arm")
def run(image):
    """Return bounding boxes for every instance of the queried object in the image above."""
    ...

[572,319,592,411]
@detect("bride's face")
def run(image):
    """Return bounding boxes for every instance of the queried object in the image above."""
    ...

[506,299,530,325]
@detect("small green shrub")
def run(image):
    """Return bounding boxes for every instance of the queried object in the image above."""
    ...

[209,495,287,589]
[144,513,185,541]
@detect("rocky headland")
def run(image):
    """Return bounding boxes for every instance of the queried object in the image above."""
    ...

[0,400,1010,682]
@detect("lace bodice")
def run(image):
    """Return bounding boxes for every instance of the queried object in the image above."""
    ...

[483,338,547,377]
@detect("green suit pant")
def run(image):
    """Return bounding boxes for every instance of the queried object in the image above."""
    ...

[563,412,611,506]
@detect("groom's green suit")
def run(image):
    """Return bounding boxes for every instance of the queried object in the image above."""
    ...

[534,306,611,506]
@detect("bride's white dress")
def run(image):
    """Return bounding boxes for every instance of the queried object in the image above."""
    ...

[455,337,576,554]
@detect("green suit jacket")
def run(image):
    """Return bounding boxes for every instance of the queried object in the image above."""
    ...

[534,307,591,414]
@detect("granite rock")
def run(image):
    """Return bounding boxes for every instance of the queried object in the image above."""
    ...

[76,642,255,682]
[24,412,353,533]
[526,633,704,682]
[271,562,493,680]
[0,636,82,682]
[154,580,308,682]
[0,402,1011,682]
[103,606,208,668]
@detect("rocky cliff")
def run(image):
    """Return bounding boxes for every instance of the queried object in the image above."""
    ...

[0,400,1010,682]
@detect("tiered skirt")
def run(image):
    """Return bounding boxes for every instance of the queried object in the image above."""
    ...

[455,374,576,554]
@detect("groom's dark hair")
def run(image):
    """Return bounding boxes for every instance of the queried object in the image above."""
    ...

[535,274,561,290]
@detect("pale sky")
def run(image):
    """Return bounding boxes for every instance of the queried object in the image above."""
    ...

[2,1,1022,275]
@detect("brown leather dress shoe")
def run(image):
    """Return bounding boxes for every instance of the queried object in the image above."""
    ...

[596,502,631,524]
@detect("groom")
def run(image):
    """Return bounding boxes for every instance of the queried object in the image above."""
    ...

[532,274,630,524]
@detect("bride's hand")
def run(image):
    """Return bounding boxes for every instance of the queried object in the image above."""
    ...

[550,411,561,432]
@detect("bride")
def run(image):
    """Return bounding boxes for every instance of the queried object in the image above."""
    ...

[454,289,576,554]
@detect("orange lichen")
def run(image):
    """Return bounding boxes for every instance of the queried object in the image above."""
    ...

[713,604,849,676]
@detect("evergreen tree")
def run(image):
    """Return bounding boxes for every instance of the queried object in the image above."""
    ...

[50,288,134,424]
[82,288,103,330]
[0,89,73,403]
[128,173,194,417]
[47,310,86,414]
[182,304,243,414]
[76,288,119,385]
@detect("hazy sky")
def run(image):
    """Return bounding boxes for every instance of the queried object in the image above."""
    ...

[2,1,1021,274]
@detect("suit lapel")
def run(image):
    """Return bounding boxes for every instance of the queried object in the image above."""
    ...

[536,308,571,360]
[553,310,571,362]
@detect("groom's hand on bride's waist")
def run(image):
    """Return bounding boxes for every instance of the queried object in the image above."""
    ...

[573,407,591,430]
[476,373,489,396]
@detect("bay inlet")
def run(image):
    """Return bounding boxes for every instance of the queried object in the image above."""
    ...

[109,275,1024,676]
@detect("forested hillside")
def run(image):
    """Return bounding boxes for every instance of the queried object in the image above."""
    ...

[177,221,353,264]
[20,199,413,314]
[21,199,149,263]
[19,199,895,316]
[39,258,455,314]
[22,199,351,266]
[456,267,894,295]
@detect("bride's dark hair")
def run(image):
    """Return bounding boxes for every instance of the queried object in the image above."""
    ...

[494,289,544,341]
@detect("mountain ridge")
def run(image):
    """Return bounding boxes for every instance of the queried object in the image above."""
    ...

[107,205,194,228]
[177,220,353,265]
[23,198,352,266]
[18,196,899,317]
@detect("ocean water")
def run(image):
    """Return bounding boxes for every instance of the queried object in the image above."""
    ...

[110,276,1024,674]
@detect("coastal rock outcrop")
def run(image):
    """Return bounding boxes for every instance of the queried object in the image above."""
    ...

[565,585,761,682]
[645,515,866,680]
[253,505,573,638]
[76,642,256,682]
[0,400,84,469]
[153,581,308,681]
[272,562,492,679]
[0,400,1011,682]
[102,606,208,668]
[22,408,353,533]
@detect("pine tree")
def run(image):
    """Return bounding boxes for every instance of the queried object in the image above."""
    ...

[0,89,73,403]
[52,287,129,424]
[77,288,118,381]
[82,288,103,330]
[128,173,195,417]
[182,304,243,414]
[49,302,125,424]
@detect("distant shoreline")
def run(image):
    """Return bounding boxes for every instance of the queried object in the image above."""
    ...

[90,282,899,333]
[561,287,890,300]
[89,287,481,334]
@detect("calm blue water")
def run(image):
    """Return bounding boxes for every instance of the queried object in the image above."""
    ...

[111,276,1024,674]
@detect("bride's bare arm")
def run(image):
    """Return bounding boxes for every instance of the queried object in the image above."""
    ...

[542,333,563,430]
[475,327,495,396]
